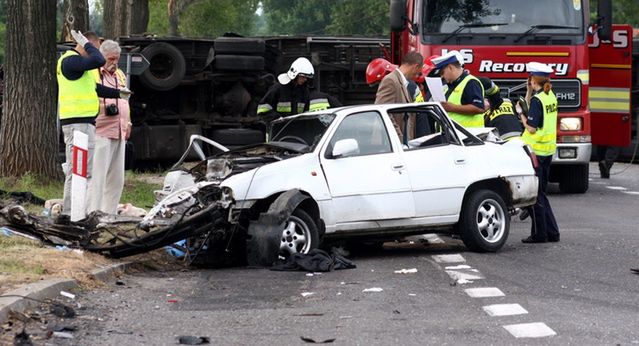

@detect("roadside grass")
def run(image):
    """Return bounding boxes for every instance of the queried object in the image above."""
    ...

[0,170,167,293]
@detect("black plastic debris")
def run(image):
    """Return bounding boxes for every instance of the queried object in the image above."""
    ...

[49,303,76,318]
[300,336,336,343]
[271,249,356,272]
[13,328,32,346]
[177,335,210,345]
[631,268,639,274]
[115,280,126,286]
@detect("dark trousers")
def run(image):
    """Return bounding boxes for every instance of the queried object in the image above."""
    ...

[597,145,620,170]
[529,155,560,240]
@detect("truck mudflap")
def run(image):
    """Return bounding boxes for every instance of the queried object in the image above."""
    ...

[502,175,538,208]
[0,184,232,259]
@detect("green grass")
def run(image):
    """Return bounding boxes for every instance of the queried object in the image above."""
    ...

[0,237,46,275]
[0,259,45,275]
[0,170,163,212]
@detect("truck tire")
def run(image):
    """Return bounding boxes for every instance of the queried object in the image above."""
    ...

[139,42,186,91]
[210,128,264,147]
[458,189,509,252]
[558,164,589,194]
[214,55,264,71]
[214,37,265,55]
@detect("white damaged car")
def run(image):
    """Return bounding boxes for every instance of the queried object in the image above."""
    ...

[149,103,538,266]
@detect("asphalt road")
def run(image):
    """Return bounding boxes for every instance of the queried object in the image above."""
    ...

[23,162,639,345]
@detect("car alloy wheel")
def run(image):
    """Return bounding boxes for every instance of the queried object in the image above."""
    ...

[279,215,313,256]
[475,198,506,243]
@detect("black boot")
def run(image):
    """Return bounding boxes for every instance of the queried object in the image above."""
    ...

[599,160,610,179]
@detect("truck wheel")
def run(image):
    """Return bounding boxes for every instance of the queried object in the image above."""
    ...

[558,164,589,194]
[210,128,264,147]
[139,42,186,91]
[214,37,265,55]
[214,55,265,71]
[458,189,509,252]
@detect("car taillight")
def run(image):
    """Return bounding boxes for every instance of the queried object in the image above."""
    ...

[523,145,539,169]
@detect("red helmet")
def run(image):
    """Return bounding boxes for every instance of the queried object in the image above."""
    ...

[366,58,397,85]
[414,54,440,84]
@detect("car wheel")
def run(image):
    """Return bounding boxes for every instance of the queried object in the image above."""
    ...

[459,189,509,252]
[279,209,319,257]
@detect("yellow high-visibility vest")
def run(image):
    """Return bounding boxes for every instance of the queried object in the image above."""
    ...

[57,50,99,120]
[522,90,558,156]
[447,74,484,128]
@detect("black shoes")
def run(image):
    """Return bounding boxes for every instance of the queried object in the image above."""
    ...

[518,208,530,221]
[599,160,610,179]
[521,235,560,243]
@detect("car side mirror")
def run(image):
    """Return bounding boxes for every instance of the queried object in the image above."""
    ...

[332,139,359,158]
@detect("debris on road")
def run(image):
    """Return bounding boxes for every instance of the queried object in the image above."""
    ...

[271,249,356,272]
[177,335,210,345]
[300,336,336,343]
[394,268,418,274]
[362,287,383,293]
[59,291,75,300]
[301,292,315,297]
[52,331,74,339]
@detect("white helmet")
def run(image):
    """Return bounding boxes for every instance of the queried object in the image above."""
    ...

[278,57,314,85]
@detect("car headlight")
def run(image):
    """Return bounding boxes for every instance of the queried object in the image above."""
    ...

[560,117,582,131]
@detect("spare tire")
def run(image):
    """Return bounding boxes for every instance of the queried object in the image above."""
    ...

[139,42,186,91]
[214,55,264,71]
[210,128,264,147]
[214,37,265,55]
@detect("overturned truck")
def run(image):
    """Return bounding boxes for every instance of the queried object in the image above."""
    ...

[1,103,539,267]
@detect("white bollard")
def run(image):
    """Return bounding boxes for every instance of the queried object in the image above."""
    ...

[70,131,88,222]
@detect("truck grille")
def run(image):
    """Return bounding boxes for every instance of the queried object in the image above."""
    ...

[493,79,582,109]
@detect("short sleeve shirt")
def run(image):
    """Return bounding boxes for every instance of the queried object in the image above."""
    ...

[445,72,484,109]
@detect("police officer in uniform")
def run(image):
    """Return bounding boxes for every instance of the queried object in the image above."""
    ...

[432,51,485,127]
[520,62,560,243]
[478,77,523,140]
[257,57,314,119]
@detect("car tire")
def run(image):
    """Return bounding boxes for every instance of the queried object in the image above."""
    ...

[246,208,319,266]
[209,128,264,147]
[558,164,589,194]
[214,55,265,71]
[139,42,186,91]
[458,189,509,252]
[214,37,265,55]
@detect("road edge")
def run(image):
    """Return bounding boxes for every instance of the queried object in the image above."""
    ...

[0,262,130,323]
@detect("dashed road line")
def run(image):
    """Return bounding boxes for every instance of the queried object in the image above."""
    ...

[431,254,465,263]
[482,304,528,317]
[623,191,639,195]
[606,186,628,191]
[464,287,505,298]
[503,322,557,338]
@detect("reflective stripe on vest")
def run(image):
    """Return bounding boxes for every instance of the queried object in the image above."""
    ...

[447,74,484,128]
[485,99,514,122]
[521,90,558,156]
[257,103,273,114]
[309,97,330,112]
[57,50,99,119]
[277,101,292,113]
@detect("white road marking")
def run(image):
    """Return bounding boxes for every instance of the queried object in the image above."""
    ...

[482,303,528,317]
[591,181,608,185]
[464,287,505,298]
[445,270,484,282]
[432,254,465,263]
[503,322,556,338]
[606,186,627,190]
[445,265,471,270]
[623,191,639,195]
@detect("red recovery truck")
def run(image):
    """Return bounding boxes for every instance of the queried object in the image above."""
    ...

[389,0,634,193]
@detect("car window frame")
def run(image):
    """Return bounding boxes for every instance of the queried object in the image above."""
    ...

[385,104,463,149]
[323,110,393,160]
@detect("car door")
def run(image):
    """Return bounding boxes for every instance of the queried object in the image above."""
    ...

[319,110,415,224]
[397,107,473,218]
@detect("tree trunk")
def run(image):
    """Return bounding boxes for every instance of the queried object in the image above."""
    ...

[103,0,131,39]
[168,0,196,36]
[60,0,90,42]
[130,0,149,34]
[0,0,59,179]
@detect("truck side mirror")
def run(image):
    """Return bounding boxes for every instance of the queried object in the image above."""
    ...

[597,0,612,41]
[390,0,407,32]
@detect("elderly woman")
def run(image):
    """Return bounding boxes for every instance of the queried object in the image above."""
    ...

[87,40,132,214]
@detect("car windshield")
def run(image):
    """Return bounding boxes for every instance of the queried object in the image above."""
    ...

[269,113,337,151]
[422,0,584,36]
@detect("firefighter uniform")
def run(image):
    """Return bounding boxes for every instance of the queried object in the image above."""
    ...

[257,57,314,118]
[521,62,560,243]
[478,77,523,140]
